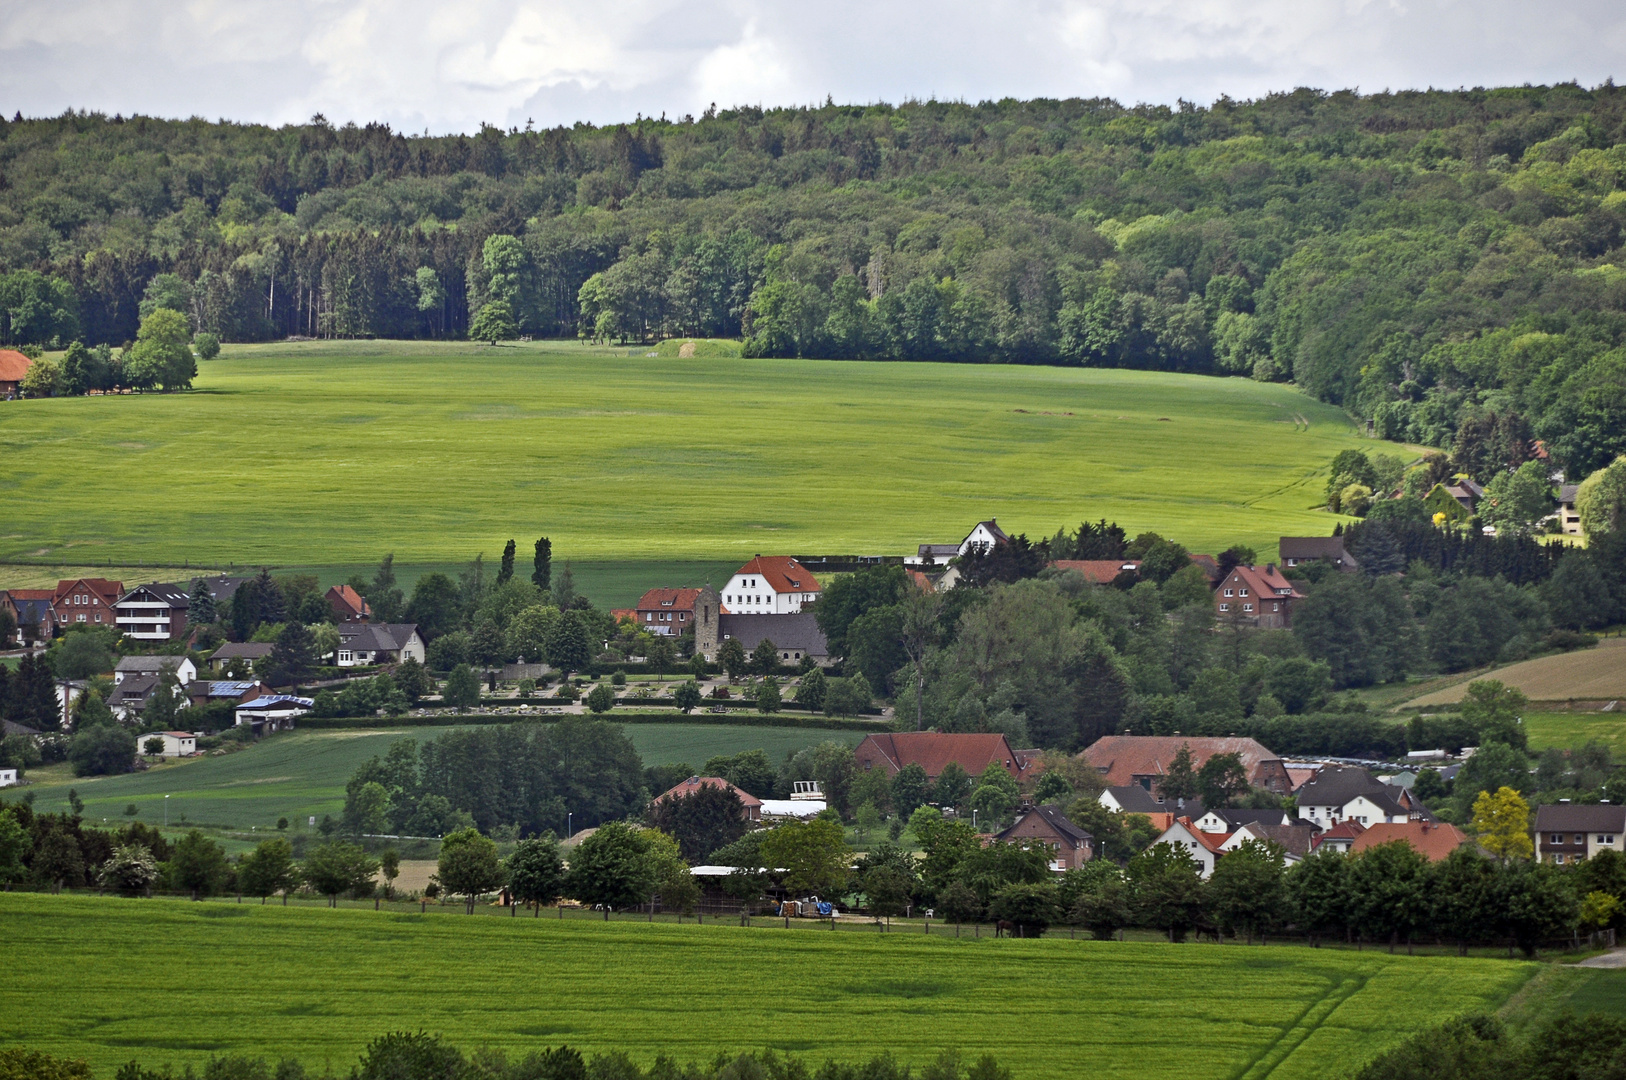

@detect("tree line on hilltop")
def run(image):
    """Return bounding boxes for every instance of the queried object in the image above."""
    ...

[1,87,1624,477]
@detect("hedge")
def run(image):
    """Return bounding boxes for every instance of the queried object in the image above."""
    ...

[297,710,885,732]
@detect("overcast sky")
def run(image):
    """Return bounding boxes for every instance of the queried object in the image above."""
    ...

[1,0,1622,134]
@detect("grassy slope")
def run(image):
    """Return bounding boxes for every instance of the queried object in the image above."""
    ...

[1525,711,1626,755]
[20,724,856,829]
[1406,638,1626,708]
[0,894,1535,1080]
[0,340,1373,567]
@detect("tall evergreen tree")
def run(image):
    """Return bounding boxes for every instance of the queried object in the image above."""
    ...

[532,537,552,591]
[188,577,217,626]
[497,540,516,585]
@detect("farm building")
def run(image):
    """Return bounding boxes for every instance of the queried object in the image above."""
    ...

[854,731,1035,782]
[1278,537,1359,572]
[142,731,198,757]
[720,557,821,615]
[1081,735,1289,794]
[0,768,16,787]
[652,776,763,823]
[234,694,313,732]
[906,519,1010,567]
[0,349,30,398]
[716,612,828,665]
[996,804,1093,870]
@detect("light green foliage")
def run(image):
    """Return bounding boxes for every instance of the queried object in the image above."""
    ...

[123,308,196,391]
[1577,456,1626,538]
[469,302,518,344]
[0,341,1376,564]
[1480,461,1555,536]
[757,817,851,897]
[566,821,657,910]
[20,356,61,397]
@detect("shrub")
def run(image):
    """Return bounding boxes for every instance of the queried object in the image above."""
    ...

[192,333,221,360]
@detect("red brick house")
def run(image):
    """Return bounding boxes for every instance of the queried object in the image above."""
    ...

[51,578,124,629]
[635,587,705,637]
[996,804,1094,869]
[1214,564,1304,628]
[854,732,1034,782]
[326,585,371,623]
[1080,735,1291,794]
[652,776,763,823]
[0,350,30,398]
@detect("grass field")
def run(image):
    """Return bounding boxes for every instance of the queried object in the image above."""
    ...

[1525,711,1626,755]
[18,723,857,830]
[0,340,1376,570]
[0,893,1538,1080]
[1406,638,1626,708]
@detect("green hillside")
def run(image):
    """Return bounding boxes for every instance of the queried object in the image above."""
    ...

[20,723,856,830]
[0,339,1372,566]
[0,893,1536,1079]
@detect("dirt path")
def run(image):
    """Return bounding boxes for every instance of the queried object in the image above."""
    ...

[1575,949,1626,969]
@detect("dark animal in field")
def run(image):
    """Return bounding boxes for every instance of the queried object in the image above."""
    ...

[996,920,1017,938]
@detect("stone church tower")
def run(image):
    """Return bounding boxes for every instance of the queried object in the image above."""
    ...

[692,585,721,660]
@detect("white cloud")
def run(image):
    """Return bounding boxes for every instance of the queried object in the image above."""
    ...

[0,0,1619,132]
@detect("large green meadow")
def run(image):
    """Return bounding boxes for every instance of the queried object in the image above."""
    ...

[0,340,1373,571]
[20,723,855,831]
[0,893,1538,1080]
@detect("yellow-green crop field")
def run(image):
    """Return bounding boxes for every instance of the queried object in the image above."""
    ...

[0,893,1536,1080]
[0,339,1375,568]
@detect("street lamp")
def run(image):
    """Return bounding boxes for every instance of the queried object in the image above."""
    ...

[164,795,170,826]
[567,812,573,839]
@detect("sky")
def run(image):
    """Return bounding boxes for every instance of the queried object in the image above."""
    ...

[0,0,1622,134]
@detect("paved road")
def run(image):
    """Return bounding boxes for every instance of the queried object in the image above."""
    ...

[1575,949,1626,968]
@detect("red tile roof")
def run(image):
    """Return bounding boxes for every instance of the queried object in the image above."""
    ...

[856,732,1032,780]
[1349,821,1469,862]
[7,589,54,601]
[1081,735,1281,788]
[734,556,821,595]
[0,350,31,383]
[654,776,762,809]
[327,584,370,618]
[1049,560,1141,584]
[1224,564,1305,601]
[1313,820,1367,849]
[636,587,705,611]
[610,608,636,624]
[53,578,124,604]
[1177,819,1233,854]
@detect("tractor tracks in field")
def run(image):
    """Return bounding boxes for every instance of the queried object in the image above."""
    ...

[1229,969,1371,1080]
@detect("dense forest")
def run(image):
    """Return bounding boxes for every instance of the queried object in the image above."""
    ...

[2,85,1625,474]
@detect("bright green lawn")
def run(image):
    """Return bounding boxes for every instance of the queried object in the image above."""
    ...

[1524,711,1626,755]
[0,893,1534,1080]
[20,724,855,830]
[0,339,1375,566]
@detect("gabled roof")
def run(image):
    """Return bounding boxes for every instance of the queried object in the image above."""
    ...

[857,731,1032,778]
[1534,803,1626,832]
[1200,807,1294,830]
[1559,484,1580,504]
[1049,560,1141,585]
[636,587,704,611]
[1171,818,1231,854]
[1187,553,1221,581]
[653,776,763,809]
[2,719,43,737]
[719,612,827,654]
[199,680,262,698]
[0,350,31,382]
[1350,821,1469,862]
[118,582,192,606]
[53,578,124,603]
[998,803,1092,847]
[327,584,370,617]
[1223,564,1304,600]
[731,557,821,595]
[964,520,1010,545]
[338,623,419,651]
[1278,537,1358,567]
[1314,820,1367,847]
[109,673,159,703]
[1296,766,1389,806]
[1103,784,1203,818]
[162,730,195,738]
[210,642,275,660]
[1237,823,1318,858]
[115,655,189,673]
[1081,735,1281,787]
